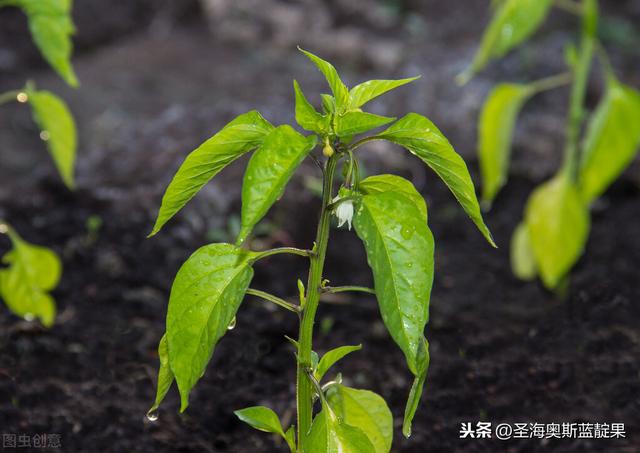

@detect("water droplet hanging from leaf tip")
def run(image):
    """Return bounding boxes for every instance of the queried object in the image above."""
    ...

[146,408,159,422]
[227,316,237,330]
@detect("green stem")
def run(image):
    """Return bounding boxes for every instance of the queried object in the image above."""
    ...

[252,247,314,261]
[322,285,376,295]
[245,288,301,313]
[554,0,583,15]
[529,72,573,94]
[0,90,20,106]
[562,0,596,182]
[296,154,338,449]
[348,136,382,152]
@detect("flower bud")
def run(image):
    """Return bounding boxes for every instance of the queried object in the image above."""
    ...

[323,142,334,157]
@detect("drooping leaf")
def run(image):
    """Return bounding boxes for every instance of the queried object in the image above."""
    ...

[298,48,350,111]
[525,176,589,290]
[11,0,78,86]
[294,80,330,135]
[359,174,428,221]
[234,406,286,437]
[150,111,273,236]
[0,228,61,327]
[238,126,317,244]
[149,334,175,413]
[326,384,393,453]
[166,243,256,411]
[458,0,553,84]
[334,111,395,138]
[348,77,420,109]
[26,89,77,189]
[402,337,429,438]
[304,401,375,453]
[377,113,495,246]
[478,83,533,205]
[579,78,640,203]
[315,344,362,382]
[510,222,537,281]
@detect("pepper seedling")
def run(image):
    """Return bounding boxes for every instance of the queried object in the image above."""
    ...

[148,47,494,452]
[460,0,640,291]
[0,0,78,325]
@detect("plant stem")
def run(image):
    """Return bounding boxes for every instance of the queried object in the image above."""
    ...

[322,285,376,295]
[555,0,583,15]
[245,288,301,313]
[296,154,338,448]
[562,0,596,182]
[0,90,20,106]
[529,72,573,94]
[253,247,314,261]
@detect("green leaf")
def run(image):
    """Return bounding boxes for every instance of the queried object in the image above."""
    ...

[321,94,336,115]
[294,80,330,135]
[377,113,495,246]
[305,401,375,453]
[457,0,553,84]
[335,111,395,138]
[284,426,296,453]
[510,222,537,281]
[402,337,429,438]
[326,384,393,453]
[315,344,362,382]
[579,78,640,203]
[238,126,317,244]
[26,89,77,189]
[478,83,533,205]
[13,0,78,86]
[359,174,428,221]
[149,334,175,413]
[349,77,420,109]
[166,243,256,411]
[298,47,350,111]
[150,111,273,236]
[234,406,286,437]
[0,228,61,327]
[525,176,590,290]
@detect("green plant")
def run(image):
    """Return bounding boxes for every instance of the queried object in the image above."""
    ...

[147,48,494,451]
[460,0,640,291]
[0,0,78,325]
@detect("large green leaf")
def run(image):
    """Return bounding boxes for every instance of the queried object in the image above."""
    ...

[238,126,316,244]
[335,111,395,138]
[376,113,495,246]
[314,344,362,382]
[149,334,175,414]
[510,222,537,281]
[326,384,393,453]
[525,176,589,289]
[166,243,256,411]
[298,48,350,111]
[294,80,330,135]
[478,83,533,205]
[353,188,433,436]
[304,401,375,453]
[150,111,273,236]
[579,78,640,203]
[0,228,61,327]
[10,0,78,86]
[26,89,77,189]
[359,174,428,220]
[349,77,420,109]
[458,0,553,84]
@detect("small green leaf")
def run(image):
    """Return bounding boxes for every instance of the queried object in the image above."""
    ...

[166,244,256,411]
[284,426,296,453]
[150,111,273,236]
[0,228,61,327]
[14,0,78,86]
[510,222,537,281]
[458,0,553,84]
[149,334,175,413]
[359,174,428,221]
[298,48,350,111]
[305,401,375,453]
[525,176,589,290]
[26,89,77,189]
[348,77,420,109]
[234,406,286,437]
[334,111,395,138]
[315,345,362,382]
[377,113,495,246]
[579,78,640,203]
[238,126,317,244]
[294,80,330,134]
[478,83,533,205]
[321,94,336,115]
[326,384,393,453]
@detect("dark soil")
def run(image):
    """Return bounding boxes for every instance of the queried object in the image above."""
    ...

[1,1,639,452]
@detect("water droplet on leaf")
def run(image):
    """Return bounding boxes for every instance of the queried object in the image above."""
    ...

[227,316,237,330]
[24,313,35,322]
[146,408,159,422]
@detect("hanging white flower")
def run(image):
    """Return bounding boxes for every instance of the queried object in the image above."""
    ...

[332,194,354,230]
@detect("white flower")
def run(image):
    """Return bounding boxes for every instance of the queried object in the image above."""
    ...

[333,195,354,230]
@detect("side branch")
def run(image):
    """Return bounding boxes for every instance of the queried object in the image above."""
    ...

[252,247,315,261]
[322,285,376,295]
[245,288,301,313]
